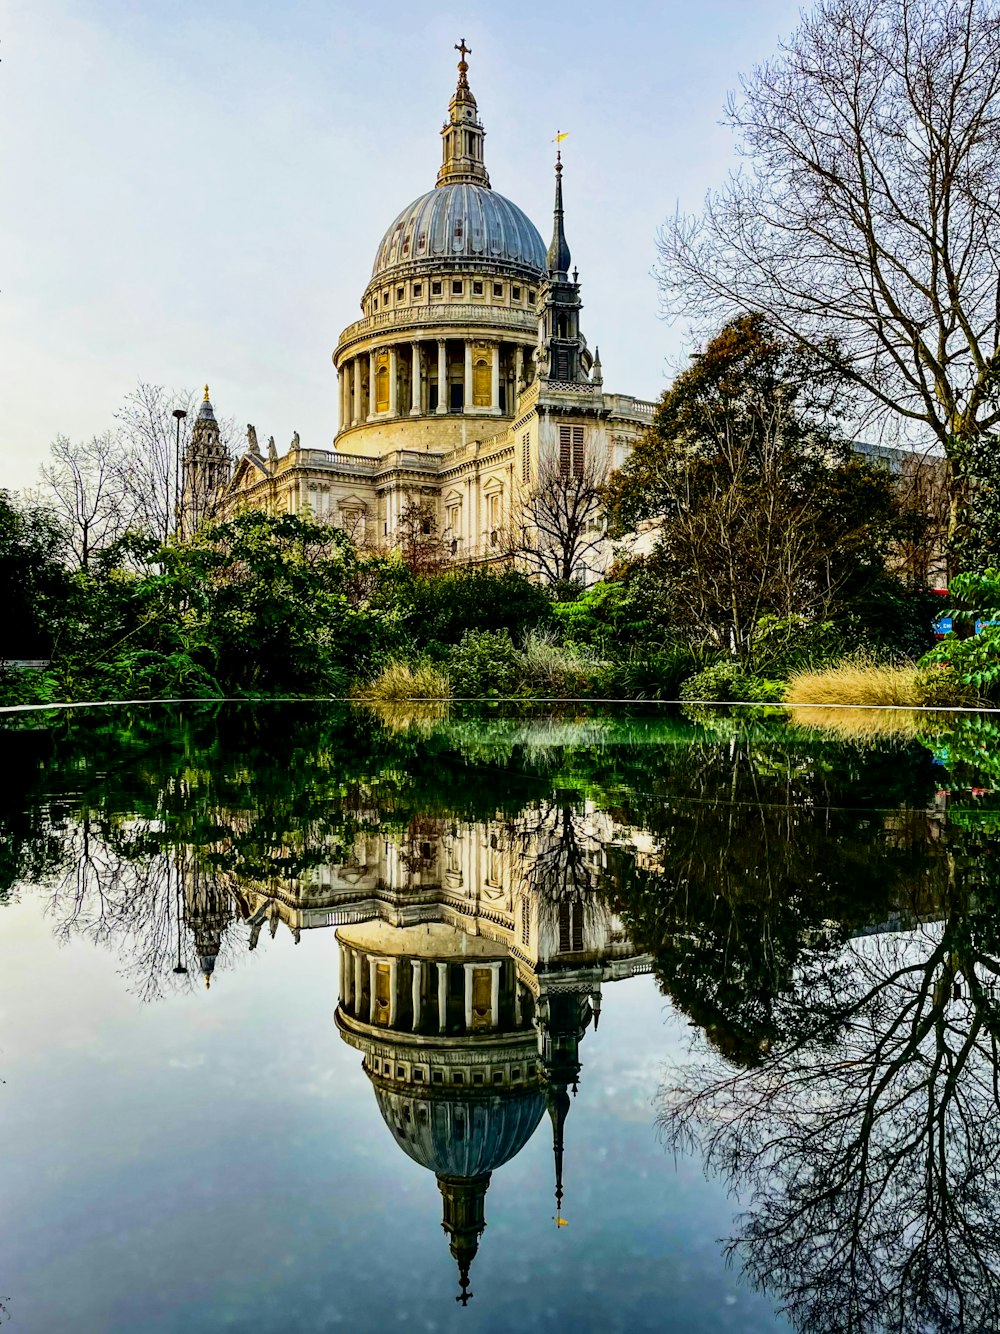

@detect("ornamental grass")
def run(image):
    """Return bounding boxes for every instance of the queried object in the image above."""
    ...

[360,660,451,702]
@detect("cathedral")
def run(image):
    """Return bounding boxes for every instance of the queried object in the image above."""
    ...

[183,43,655,579]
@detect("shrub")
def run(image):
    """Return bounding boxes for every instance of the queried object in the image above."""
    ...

[919,627,1000,700]
[679,663,785,703]
[592,646,698,699]
[521,631,604,696]
[406,567,554,647]
[446,629,523,698]
[750,615,843,676]
[362,660,451,701]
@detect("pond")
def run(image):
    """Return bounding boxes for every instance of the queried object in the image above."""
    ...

[1,701,999,1333]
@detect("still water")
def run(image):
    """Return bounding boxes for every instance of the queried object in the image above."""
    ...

[1,702,998,1333]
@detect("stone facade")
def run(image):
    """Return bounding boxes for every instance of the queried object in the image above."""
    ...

[190,46,655,581]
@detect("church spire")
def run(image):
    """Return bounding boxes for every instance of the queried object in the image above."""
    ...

[437,40,491,188]
[546,152,571,278]
[549,1083,571,1227]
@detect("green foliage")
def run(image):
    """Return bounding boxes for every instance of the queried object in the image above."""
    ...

[405,566,554,649]
[520,631,604,696]
[920,627,1000,700]
[679,662,785,704]
[446,629,524,698]
[590,647,697,699]
[606,316,908,663]
[0,490,71,661]
[945,568,1000,625]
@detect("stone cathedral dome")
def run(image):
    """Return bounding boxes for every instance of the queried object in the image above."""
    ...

[370,183,546,284]
[361,41,545,298]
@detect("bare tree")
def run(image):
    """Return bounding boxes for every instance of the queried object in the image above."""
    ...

[115,382,236,544]
[505,456,609,586]
[37,432,136,569]
[395,495,450,573]
[658,0,1000,552]
[660,891,1000,1333]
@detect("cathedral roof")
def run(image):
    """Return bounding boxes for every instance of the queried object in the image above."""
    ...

[370,182,546,284]
[373,1083,545,1178]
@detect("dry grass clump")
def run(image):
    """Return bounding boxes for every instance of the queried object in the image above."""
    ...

[363,700,449,734]
[792,706,948,742]
[787,661,929,708]
[359,660,451,702]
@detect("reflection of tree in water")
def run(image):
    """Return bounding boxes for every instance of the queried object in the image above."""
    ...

[606,726,937,1066]
[650,779,1000,1328]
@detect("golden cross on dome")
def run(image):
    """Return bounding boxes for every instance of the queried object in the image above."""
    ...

[455,38,471,62]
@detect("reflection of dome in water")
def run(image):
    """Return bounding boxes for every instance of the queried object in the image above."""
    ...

[373,1081,546,1177]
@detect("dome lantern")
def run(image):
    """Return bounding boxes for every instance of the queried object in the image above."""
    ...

[437,40,490,190]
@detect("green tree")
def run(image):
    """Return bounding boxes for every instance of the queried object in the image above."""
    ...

[0,490,71,661]
[609,316,906,665]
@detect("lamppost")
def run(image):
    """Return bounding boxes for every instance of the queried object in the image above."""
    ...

[173,862,188,977]
[172,407,187,538]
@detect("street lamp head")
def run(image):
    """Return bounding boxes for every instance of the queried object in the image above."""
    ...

[172,408,188,421]
[172,965,189,975]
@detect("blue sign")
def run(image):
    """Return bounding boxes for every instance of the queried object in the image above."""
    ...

[934,616,953,635]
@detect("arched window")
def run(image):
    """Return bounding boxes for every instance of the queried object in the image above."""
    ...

[375,364,390,414]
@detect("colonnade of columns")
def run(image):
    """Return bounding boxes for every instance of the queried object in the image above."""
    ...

[337,338,529,432]
[339,940,505,1035]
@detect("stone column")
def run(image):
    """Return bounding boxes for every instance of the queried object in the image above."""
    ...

[464,341,473,412]
[354,951,364,1011]
[352,358,362,427]
[388,959,398,1026]
[514,979,522,1026]
[388,346,398,417]
[411,960,423,1031]
[368,955,377,1023]
[464,963,475,1031]
[409,341,422,417]
[367,350,376,421]
[339,942,349,1007]
[436,339,447,414]
[514,345,524,394]
[437,962,448,1032]
[489,961,501,1028]
[490,342,501,413]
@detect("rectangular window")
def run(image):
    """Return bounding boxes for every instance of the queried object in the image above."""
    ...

[512,285,521,300]
[396,286,404,301]
[383,289,389,304]
[528,289,536,304]
[373,296,378,309]
[473,280,483,295]
[413,282,422,297]
[431,280,442,296]
[559,425,585,478]
[452,279,463,295]
[493,282,503,297]
[558,903,585,953]
[447,504,461,534]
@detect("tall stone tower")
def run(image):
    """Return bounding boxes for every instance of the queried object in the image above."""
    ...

[181,387,231,536]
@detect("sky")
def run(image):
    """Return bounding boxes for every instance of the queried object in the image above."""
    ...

[0,0,804,491]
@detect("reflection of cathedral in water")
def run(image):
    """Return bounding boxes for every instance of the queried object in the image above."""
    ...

[181,806,652,1301]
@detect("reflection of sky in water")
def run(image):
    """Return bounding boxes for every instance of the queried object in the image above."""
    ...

[0,898,788,1332]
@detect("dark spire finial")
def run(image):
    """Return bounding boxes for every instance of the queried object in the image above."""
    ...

[547,153,571,278]
[549,1083,571,1227]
